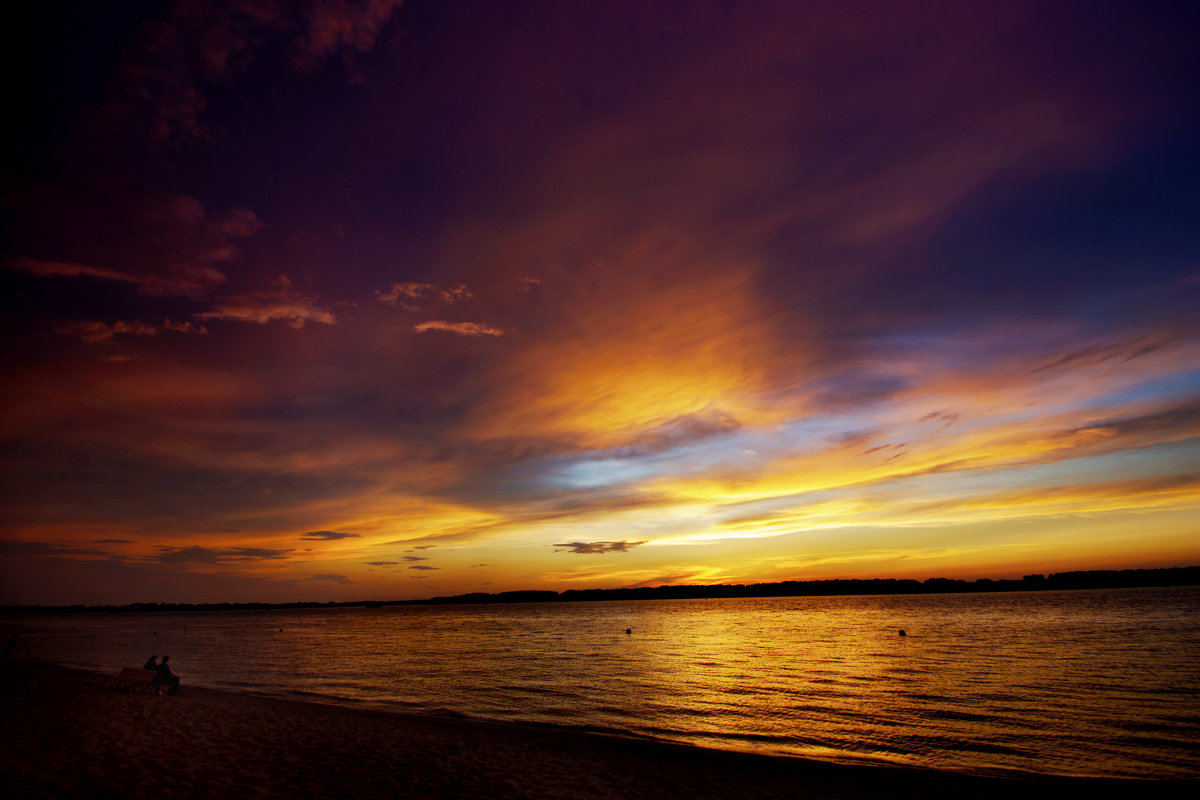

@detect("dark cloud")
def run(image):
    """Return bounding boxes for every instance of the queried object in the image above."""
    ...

[862,443,908,456]
[917,410,959,425]
[156,545,291,563]
[626,407,741,454]
[1069,400,1200,441]
[0,541,105,557]
[95,539,133,544]
[95,0,405,147]
[365,561,399,566]
[308,574,352,583]
[1031,334,1176,375]
[8,193,261,300]
[300,530,360,541]
[408,565,438,571]
[375,281,471,310]
[402,555,426,562]
[553,541,645,555]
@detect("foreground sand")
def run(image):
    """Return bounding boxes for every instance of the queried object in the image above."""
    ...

[1,662,1192,799]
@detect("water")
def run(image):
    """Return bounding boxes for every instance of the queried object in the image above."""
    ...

[5,587,1199,779]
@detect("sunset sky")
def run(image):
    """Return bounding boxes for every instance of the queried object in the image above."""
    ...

[2,0,1199,605]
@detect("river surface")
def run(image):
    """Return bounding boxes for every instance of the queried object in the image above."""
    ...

[5,587,1199,779]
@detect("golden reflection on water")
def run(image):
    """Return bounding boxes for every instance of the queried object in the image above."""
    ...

[14,588,1200,778]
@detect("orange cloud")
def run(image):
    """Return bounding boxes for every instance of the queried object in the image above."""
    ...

[196,287,335,328]
[54,319,157,344]
[413,320,502,337]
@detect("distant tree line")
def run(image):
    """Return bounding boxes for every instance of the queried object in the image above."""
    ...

[2,565,1198,614]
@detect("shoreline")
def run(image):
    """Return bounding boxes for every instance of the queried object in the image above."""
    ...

[2,662,1195,799]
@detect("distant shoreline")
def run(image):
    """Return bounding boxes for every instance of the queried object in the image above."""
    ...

[3,565,1197,613]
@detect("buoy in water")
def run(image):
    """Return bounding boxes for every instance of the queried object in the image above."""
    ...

[898,629,907,637]
[625,628,632,635]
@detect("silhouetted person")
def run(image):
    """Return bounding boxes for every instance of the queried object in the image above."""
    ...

[157,655,180,696]
[143,655,158,670]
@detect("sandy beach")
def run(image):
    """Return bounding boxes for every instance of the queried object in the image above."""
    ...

[0,662,1192,799]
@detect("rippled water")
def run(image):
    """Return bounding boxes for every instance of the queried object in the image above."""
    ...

[5,587,1199,779]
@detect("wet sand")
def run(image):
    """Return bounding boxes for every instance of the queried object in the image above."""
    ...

[0,662,1192,799]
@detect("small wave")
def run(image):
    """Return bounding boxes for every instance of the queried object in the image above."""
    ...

[1115,735,1200,753]
[900,734,1030,757]
[919,709,999,723]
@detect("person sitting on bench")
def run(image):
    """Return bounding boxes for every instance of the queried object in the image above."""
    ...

[156,655,181,696]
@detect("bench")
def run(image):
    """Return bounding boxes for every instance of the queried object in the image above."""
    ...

[102,667,159,694]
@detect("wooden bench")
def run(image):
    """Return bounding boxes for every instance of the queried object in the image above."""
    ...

[102,667,159,693]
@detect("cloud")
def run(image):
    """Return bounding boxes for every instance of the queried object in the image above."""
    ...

[195,286,336,328]
[99,1,405,146]
[294,0,407,65]
[862,443,908,456]
[162,318,209,335]
[156,545,292,563]
[413,321,503,337]
[300,530,360,541]
[365,561,399,566]
[54,316,212,344]
[11,258,140,284]
[54,320,157,344]
[1031,334,1174,375]
[553,541,646,555]
[0,541,106,557]
[408,565,438,570]
[1065,399,1200,442]
[375,281,471,310]
[628,407,742,454]
[9,195,259,299]
[307,573,352,583]
[95,539,134,544]
[402,555,427,562]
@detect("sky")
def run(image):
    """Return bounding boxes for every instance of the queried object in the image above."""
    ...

[2,0,1199,606]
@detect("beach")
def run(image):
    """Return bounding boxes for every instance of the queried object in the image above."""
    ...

[0,662,1193,799]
